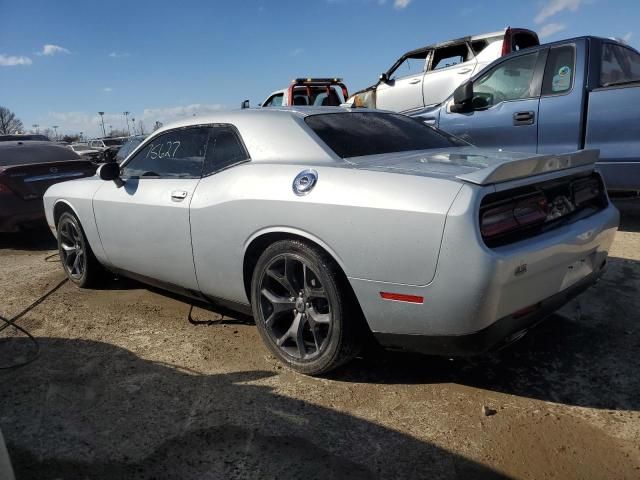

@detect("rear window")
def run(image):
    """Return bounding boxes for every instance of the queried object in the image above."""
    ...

[103,138,124,146]
[304,112,465,158]
[0,143,81,166]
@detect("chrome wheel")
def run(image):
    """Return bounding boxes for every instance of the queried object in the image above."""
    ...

[58,216,86,280]
[258,254,332,360]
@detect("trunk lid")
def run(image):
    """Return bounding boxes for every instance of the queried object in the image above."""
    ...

[346,147,599,185]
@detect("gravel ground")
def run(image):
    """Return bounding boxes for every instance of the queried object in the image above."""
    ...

[1,199,639,479]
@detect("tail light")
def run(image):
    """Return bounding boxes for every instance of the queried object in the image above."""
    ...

[0,180,13,194]
[501,27,513,56]
[481,193,548,240]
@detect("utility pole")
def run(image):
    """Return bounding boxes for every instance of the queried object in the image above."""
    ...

[98,112,106,137]
[32,124,39,134]
[123,111,131,136]
[52,125,59,141]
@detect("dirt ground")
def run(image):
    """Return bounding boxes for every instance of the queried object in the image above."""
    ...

[1,199,639,480]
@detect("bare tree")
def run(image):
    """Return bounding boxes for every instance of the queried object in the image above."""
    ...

[137,120,146,135]
[0,106,24,134]
[109,128,128,138]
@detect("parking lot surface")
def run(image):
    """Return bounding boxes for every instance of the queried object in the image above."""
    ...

[1,200,639,479]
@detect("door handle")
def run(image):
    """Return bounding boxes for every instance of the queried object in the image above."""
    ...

[408,78,422,84]
[457,68,472,74]
[171,190,188,201]
[513,111,535,126]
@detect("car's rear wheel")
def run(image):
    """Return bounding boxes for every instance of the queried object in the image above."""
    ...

[57,212,103,287]
[251,239,363,375]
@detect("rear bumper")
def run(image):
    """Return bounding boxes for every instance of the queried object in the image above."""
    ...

[0,193,45,232]
[349,198,619,341]
[374,262,605,356]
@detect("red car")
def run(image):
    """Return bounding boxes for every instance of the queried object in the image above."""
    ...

[0,141,97,232]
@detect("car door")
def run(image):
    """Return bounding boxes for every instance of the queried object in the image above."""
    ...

[376,51,429,113]
[92,126,210,290]
[437,50,544,153]
[189,126,252,300]
[422,42,478,106]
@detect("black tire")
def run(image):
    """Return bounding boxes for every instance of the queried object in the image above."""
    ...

[251,239,364,375]
[56,212,104,288]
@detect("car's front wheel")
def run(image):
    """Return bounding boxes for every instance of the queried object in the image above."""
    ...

[251,239,364,375]
[57,212,103,287]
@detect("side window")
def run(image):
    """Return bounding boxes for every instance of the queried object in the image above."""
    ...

[601,43,640,86]
[431,43,471,70]
[203,127,249,175]
[121,127,209,179]
[263,94,284,107]
[389,52,428,81]
[472,52,539,108]
[542,46,575,95]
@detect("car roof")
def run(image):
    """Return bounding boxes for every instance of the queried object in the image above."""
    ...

[153,106,370,134]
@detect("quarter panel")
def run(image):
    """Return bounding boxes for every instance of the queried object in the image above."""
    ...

[190,163,462,303]
[43,177,108,262]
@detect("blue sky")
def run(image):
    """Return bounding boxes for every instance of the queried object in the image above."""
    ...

[1,0,638,137]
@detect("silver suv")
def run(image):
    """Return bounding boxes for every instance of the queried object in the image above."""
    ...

[349,27,539,113]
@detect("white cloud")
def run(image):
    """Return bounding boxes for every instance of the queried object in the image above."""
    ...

[535,0,582,24]
[108,52,130,58]
[37,44,71,56]
[140,104,225,124]
[394,0,411,9]
[103,87,113,92]
[38,104,226,137]
[622,32,633,43]
[539,23,566,38]
[290,47,304,56]
[0,54,32,66]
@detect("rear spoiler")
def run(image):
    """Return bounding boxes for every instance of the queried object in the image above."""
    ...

[456,149,599,186]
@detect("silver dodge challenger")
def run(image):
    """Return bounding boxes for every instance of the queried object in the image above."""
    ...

[43,107,619,374]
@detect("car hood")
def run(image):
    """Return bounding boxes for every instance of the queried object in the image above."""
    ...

[344,147,599,185]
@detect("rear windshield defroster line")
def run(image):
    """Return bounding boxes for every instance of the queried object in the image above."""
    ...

[304,112,467,158]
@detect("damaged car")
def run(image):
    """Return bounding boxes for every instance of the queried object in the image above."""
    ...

[44,107,617,375]
[262,78,348,107]
[349,27,539,113]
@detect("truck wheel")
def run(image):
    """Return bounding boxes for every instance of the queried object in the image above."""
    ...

[251,239,363,375]
[56,212,104,288]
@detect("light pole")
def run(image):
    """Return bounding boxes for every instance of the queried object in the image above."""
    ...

[52,125,59,141]
[79,131,83,142]
[123,111,131,136]
[98,112,106,137]
[131,117,136,135]
[109,125,113,136]
[32,124,39,134]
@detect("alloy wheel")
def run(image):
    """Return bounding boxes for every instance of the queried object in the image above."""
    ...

[258,254,332,360]
[58,217,86,280]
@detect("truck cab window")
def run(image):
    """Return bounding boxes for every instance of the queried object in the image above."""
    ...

[601,43,640,86]
[263,94,284,107]
[472,52,538,108]
[542,45,575,95]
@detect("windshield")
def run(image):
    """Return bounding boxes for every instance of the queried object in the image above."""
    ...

[304,112,466,158]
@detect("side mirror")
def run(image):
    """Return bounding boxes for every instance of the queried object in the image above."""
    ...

[450,81,474,113]
[241,99,250,109]
[379,72,389,83]
[98,162,120,181]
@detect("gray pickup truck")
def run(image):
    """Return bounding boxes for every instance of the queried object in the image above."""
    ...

[418,36,640,191]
